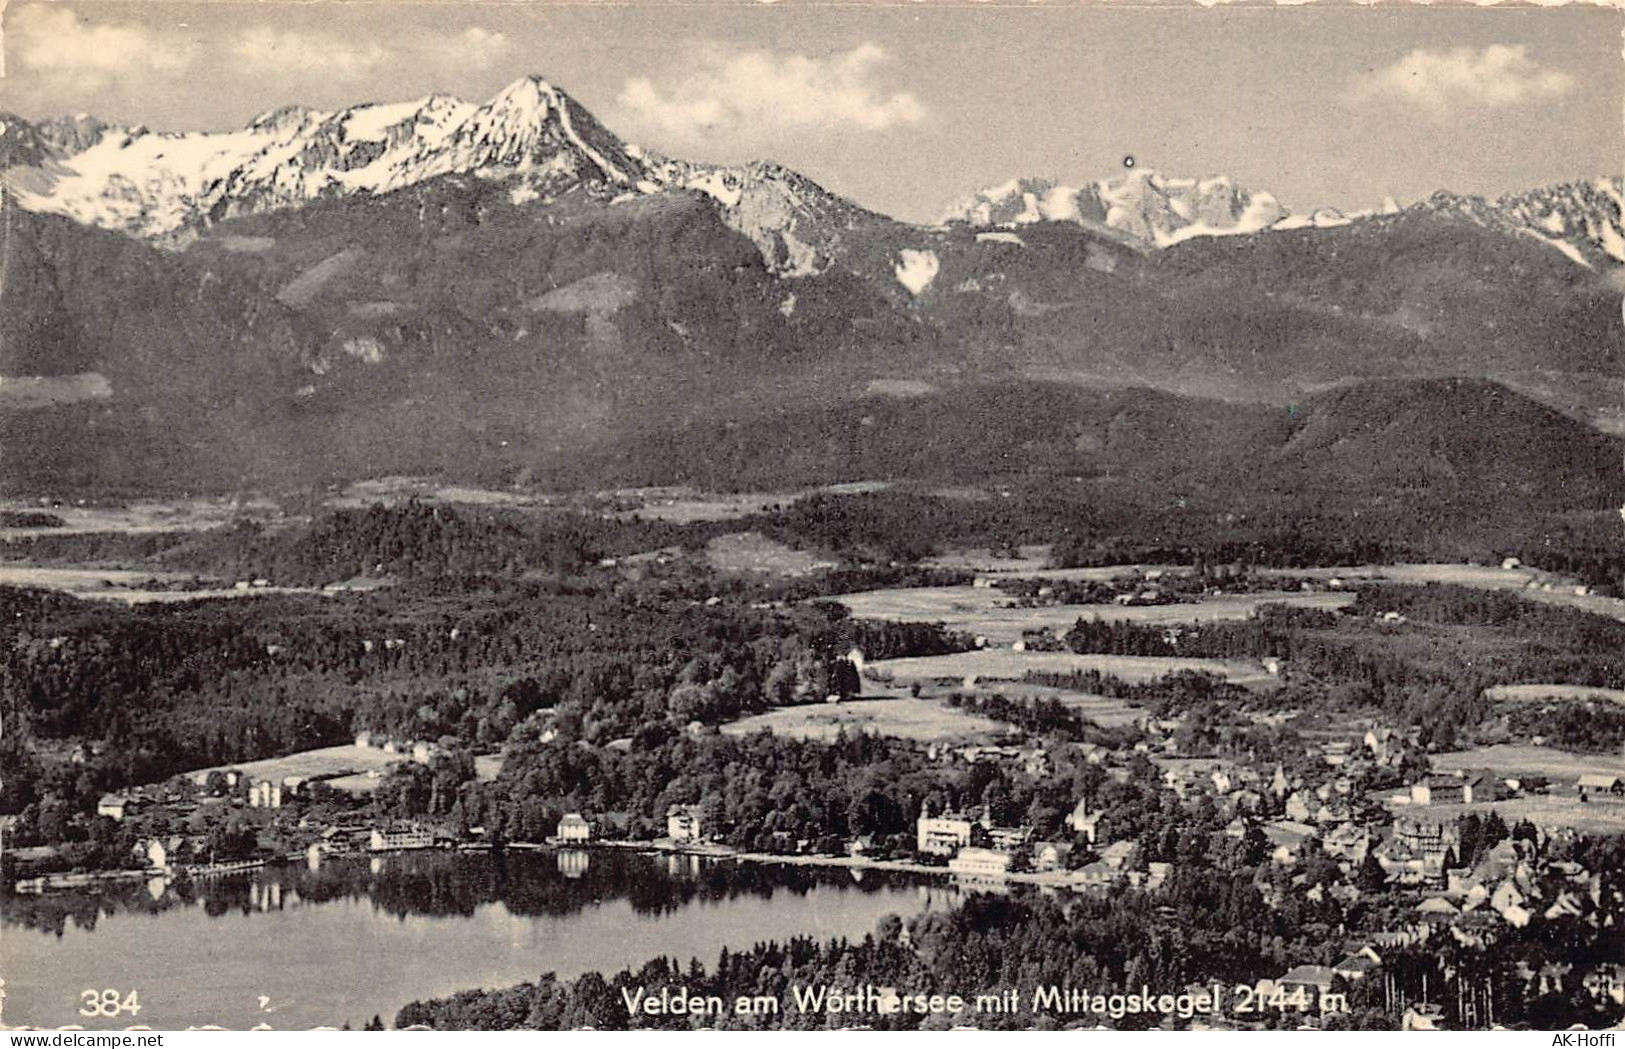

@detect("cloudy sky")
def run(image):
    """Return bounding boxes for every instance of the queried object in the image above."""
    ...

[1,0,1616,223]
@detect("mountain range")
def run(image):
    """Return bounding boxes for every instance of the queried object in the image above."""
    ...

[0,75,1620,517]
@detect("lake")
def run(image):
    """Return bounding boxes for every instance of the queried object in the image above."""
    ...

[3,849,957,1030]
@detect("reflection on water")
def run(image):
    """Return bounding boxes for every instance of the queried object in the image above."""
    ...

[557,850,590,879]
[3,850,958,1030]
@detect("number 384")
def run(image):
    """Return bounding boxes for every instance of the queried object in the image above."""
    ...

[79,989,141,1017]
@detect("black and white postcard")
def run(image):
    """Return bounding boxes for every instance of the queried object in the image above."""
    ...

[1,0,1622,1035]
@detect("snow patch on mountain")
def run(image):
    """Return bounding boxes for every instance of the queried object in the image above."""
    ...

[895,249,939,294]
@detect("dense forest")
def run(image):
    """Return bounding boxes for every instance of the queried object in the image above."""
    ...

[0,573,967,830]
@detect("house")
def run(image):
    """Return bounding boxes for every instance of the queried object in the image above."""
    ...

[1543,892,1585,921]
[1022,750,1051,778]
[1577,774,1624,796]
[1333,946,1383,982]
[1415,896,1460,924]
[1401,1004,1446,1031]
[667,806,704,843]
[411,741,440,765]
[949,847,1013,880]
[370,823,435,852]
[247,779,283,808]
[1075,743,1109,766]
[1314,802,1352,826]
[1099,840,1142,871]
[1262,820,1315,867]
[1065,800,1102,843]
[1392,817,1455,876]
[1284,791,1315,823]
[556,813,592,843]
[315,825,370,857]
[1278,965,1338,1009]
[1409,776,1467,806]
[916,812,976,856]
[96,794,131,821]
[986,825,1032,852]
[143,838,176,870]
[1322,823,1371,863]
[1491,880,1532,927]
[1473,839,1527,883]
[1034,841,1073,872]
[1070,861,1121,893]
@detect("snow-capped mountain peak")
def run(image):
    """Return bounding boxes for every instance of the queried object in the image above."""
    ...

[940,168,1290,247]
[429,75,638,185]
[942,168,1625,265]
[0,75,655,242]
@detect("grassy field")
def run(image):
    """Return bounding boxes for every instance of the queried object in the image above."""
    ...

[1385,795,1625,837]
[833,585,1352,644]
[922,546,1189,583]
[186,744,403,786]
[868,649,1277,688]
[0,495,280,537]
[1260,563,1544,589]
[1429,744,1625,782]
[705,531,836,576]
[327,753,502,794]
[1485,684,1625,707]
[0,565,332,604]
[721,695,1005,743]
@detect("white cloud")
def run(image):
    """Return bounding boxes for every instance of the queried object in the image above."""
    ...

[619,43,924,140]
[231,26,389,81]
[1356,45,1576,114]
[435,27,512,70]
[11,6,192,90]
[227,24,506,85]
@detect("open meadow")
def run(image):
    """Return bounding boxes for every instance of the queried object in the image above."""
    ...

[706,532,837,576]
[186,743,404,787]
[833,585,1352,644]
[1384,742,1625,836]
[868,649,1278,688]
[1428,744,1625,782]
[1385,795,1625,837]
[0,495,282,538]
[1485,684,1625,707]
[720,694,1005,743]
[0,565,329,604]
